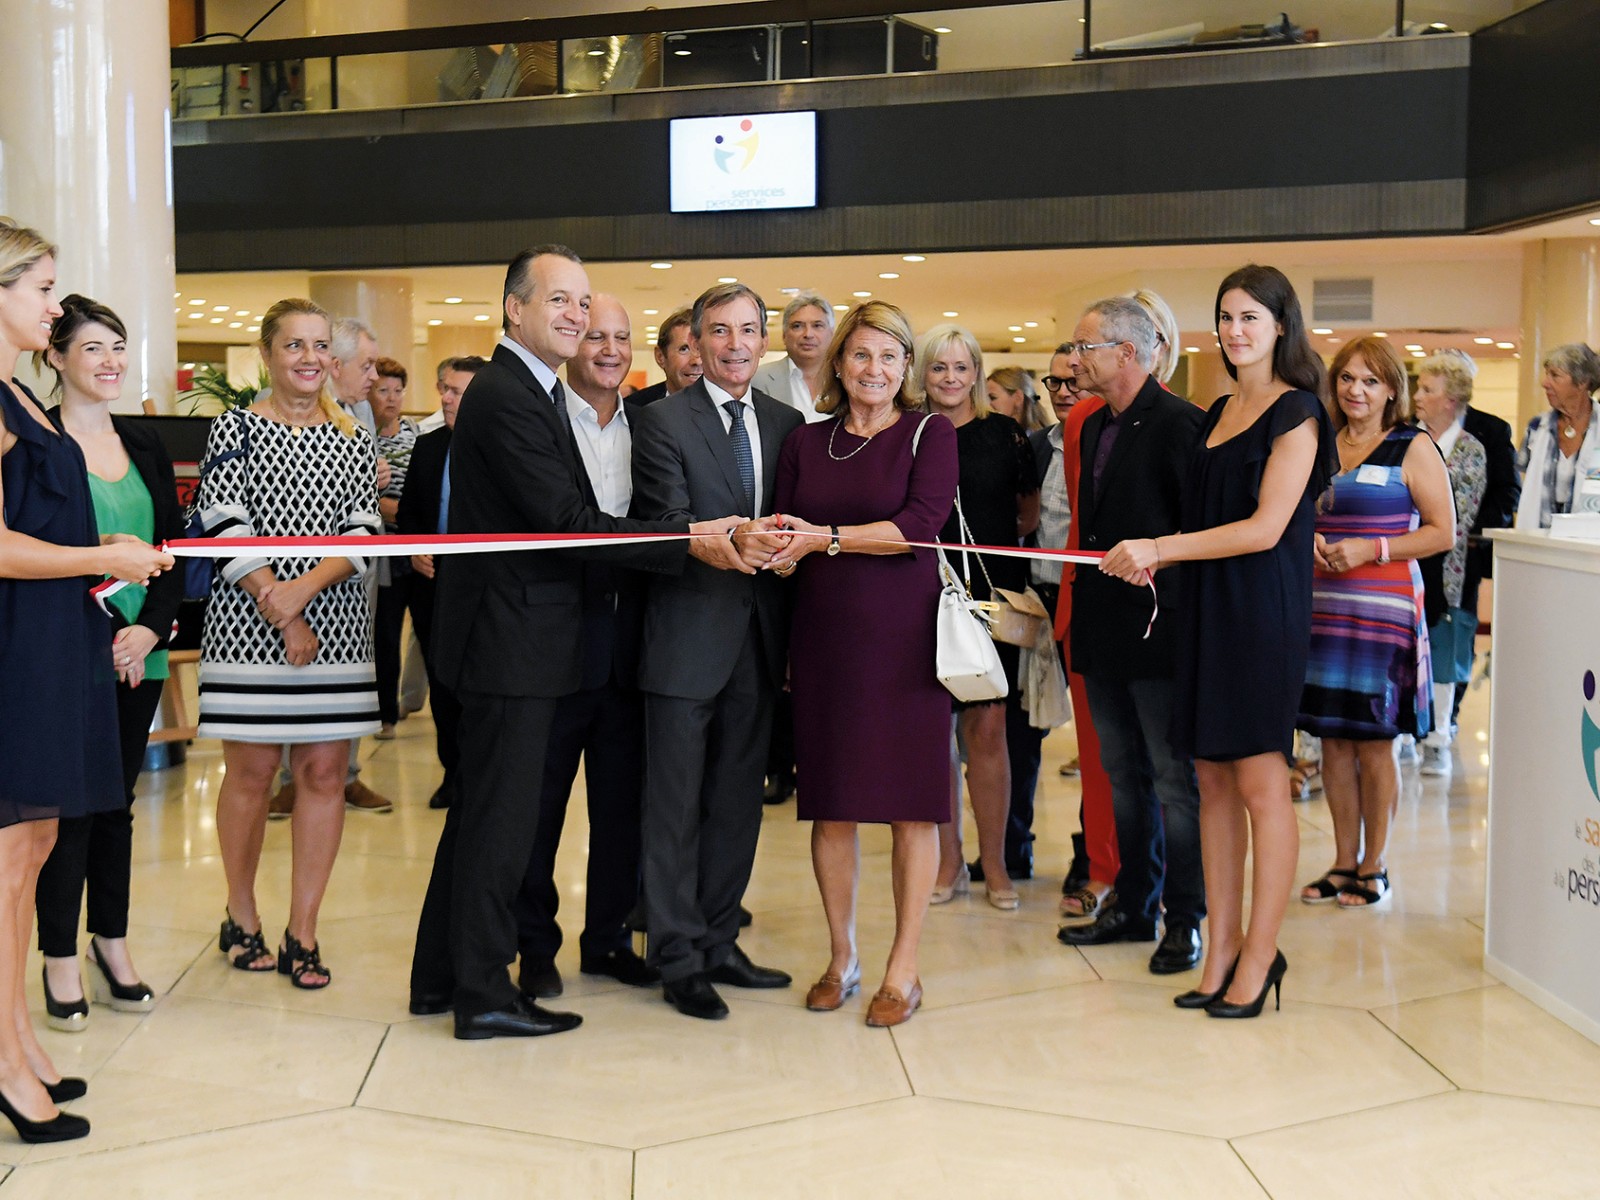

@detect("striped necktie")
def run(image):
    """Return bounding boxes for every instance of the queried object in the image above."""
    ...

[723,400,756,514]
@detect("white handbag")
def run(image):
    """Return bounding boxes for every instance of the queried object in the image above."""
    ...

[933,488,1008,703]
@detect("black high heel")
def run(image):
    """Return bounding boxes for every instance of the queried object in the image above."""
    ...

[277,930,331,990]
[1173,955,1239,1009]
[87,936,155,1012]
[1206,950,1288,1019]
[41,1076,87,1104]
[219,911,275,972]
[0,1085,90,1144]
[41,969,88,1033]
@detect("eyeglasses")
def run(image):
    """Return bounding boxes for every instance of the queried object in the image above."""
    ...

[1065,339,1123,357]
[1041,375,1074,392]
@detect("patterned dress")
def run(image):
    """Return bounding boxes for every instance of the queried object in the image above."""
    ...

[1298,426,1432,741]
[195,410,382,743]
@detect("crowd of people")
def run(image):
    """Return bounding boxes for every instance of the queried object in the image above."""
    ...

[7,210,1593,1141]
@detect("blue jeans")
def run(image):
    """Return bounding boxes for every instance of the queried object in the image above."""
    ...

[1082,674,1204,928]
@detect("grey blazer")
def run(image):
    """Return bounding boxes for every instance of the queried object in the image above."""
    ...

[630,380,805,700]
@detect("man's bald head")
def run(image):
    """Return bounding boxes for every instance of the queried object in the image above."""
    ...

[566,292,633,402]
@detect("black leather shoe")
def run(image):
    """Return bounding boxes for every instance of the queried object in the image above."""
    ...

[1148,922,1203,975]
[427,782,451,810]
[408,992,451,1016]
[580,947,659,987]
[454,995,582,1040]
[1056,907,1157,946]
[663,974,729,1020]
[706,944,791,989]
[519,959,563,1000]
[762,770,796,805]
[738,905,753,928]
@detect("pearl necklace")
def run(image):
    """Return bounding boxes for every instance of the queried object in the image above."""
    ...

[826,408,897,461]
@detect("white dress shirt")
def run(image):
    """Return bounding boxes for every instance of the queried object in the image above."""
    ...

[703,377,765,514]
[783,358,827,424]
[565,388,633,517]
[497,333,562,399]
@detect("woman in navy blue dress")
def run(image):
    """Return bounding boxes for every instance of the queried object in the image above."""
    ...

[1101,266,1335,1019]
[0,219,170,1143]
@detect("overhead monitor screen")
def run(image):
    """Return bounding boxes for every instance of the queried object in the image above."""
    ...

[669,111,817,213]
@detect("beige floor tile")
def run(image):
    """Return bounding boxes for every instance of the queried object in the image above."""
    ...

[103,994,385,1104]
[13,1069,333,1165]
[0,1107,632,1199]
[1269,911,1492,1008]
[1235,1091,1600,1200]
[732,901,1098,1012]
[635,1095,1269,1198]
[1373,984,1600,1106]
[359,989,910,1148]
[895,981,1452,1138]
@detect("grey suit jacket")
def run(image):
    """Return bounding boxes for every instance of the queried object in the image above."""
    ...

[630,380,805,700]
[753,356,826,423]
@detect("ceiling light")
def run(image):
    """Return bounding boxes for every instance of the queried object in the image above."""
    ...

[227,322,243,329]
[1496,341,1514,349]
[650,262,672,270]
[878,272,899,280]
[643,309,659,316]
[444,296,463,304]
[247,325,259,333]
[188,299,205,306]
[1311,327,1333,335]
[212,305,229,312]
[1008,325,1022,332]
[182,362,195,370]
[1184,346,1199,353]
[473,314,489,322]
[1405,344,1424,351]
[1371,331,1388,338]
[427,319,442,326]
[1411,350,1425,358]
[1012,336,1026,343]
[1473,336,1494,344]
[587,48,605,56]
[902,254,926,263]
[673,49,691,56]
[208,317,223,324]
[833,305,849,312]
[174,291,182,299]
[1024,322,1038,328]
[718,276,738,284]
[934,26,952,34]
[942,311,958,318]
[234,309,250,317]
[1589,218,1600,226]
[780,287,799,295]
[852,290,872,298]
[173,307,181,315]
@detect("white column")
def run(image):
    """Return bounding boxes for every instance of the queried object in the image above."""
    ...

[0,0,177,413]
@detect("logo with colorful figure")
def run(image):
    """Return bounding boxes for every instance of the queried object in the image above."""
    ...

[1583,670,1600,802]
[713,119,759,174]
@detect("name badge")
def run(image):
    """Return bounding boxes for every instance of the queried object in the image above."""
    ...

[1355,465,1389,486]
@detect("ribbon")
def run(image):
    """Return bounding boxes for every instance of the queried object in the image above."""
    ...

[94,528,1158,635]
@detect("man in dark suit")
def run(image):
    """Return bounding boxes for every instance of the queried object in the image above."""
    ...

[631,282,804,1020]
[630,308,701,406]
[1457,396,1520,725]
[408,247,748,1040]
[396,354,486,812]
[512,294,657,997]
[1056,297,1207,976]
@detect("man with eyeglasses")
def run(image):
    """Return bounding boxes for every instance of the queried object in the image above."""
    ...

[1055,299,1207,979]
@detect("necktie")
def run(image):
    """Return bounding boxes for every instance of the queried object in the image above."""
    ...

[551,379,573,433]
[724,400,756,514]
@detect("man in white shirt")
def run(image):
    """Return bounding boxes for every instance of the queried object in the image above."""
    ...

[512,294,659,996]
[752,290,834,423]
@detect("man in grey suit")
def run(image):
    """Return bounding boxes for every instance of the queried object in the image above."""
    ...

[631,282,805,1020]
[752,290,834,424]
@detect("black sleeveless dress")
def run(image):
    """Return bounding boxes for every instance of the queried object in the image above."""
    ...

[1170,388,1336,762]
[0,380,120,825]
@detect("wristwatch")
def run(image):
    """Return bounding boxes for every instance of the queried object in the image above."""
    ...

[827,525,841,556]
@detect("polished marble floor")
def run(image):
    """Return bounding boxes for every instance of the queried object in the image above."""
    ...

[5,678,1599,1198]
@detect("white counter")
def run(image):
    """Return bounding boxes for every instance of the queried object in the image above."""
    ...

[1484,529,1600,1044]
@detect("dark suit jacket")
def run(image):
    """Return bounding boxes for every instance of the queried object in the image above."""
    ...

[1069,374,1203,681]
[431,344,688,698]
[631,381,668,406]
[52,411,185,646]
[630,380,804,700]
[1461,404,1519,607]
[396,425,450,651]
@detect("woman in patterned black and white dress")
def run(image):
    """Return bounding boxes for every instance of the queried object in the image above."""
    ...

[196,298,381,989]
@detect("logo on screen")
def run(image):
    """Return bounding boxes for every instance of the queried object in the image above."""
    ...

[713,119,759,174]
[1583,670,1600,803]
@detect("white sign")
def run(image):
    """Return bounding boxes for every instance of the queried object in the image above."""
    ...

[669,111,817,213]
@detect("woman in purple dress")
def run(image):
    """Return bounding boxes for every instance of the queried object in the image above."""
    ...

[769,302,958,1028]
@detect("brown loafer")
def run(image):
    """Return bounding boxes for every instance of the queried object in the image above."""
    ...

[804,964,861,1012]
[865,979,922,1028]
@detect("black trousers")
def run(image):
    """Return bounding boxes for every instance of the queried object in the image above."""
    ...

[410,690,558,1017]
[374,573,414,726]
[514,678,644,963]
[408,577,461,777]
[36,676,163,956]
[641,622,773,983]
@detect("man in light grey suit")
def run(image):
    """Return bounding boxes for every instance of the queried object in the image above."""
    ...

[630,282,805,1020]
[752,290,834,424]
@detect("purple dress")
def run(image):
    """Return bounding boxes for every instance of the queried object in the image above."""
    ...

[775,411,958,824]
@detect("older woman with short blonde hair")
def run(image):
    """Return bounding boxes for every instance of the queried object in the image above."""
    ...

[1517,342,1600,529]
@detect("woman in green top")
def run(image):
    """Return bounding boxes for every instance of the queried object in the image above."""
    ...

[34,296,184,1030]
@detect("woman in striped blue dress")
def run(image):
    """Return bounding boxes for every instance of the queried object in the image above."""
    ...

[1297,337,1453,909]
